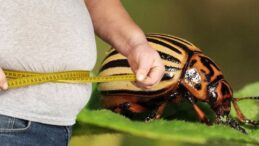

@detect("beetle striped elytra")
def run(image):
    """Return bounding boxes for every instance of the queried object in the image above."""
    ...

[98,33,259,134]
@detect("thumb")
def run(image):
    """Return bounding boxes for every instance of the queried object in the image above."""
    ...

[136,58,152,82]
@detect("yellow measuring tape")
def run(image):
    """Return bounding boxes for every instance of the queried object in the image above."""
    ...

[2,69,136,90]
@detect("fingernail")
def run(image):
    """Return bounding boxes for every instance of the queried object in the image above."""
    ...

[2,82,8,90]
[137,74,145,81]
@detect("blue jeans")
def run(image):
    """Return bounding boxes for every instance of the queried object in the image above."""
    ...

[0,114,72,146]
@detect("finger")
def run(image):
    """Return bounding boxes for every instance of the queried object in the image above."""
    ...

[141,65,164,86]
[0,68,8,90]
[134,68,164,89]
[138,57,165,86]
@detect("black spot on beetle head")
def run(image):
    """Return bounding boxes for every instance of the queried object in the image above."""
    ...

[190,59,197,67]
[194,84,202,90]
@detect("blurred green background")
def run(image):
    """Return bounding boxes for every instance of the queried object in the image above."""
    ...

[70,0,259,146]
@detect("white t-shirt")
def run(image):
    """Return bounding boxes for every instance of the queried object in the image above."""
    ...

[0,0,97,125]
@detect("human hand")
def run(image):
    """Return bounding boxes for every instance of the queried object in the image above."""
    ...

[127,43,165,89]
[85,0,164,89]
[0,68,8,91]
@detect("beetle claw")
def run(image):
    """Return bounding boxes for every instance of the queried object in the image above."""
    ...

[227,118,248,134]
[144,117,153,122]
[201,117,212,125]
[216,115,247,134]
[144,112,157,122]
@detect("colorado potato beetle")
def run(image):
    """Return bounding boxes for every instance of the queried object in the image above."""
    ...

[98,33,259,133]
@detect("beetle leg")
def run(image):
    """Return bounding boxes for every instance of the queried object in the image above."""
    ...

[187,96,211,125]
[144,93,178,122]
[145,102,167,122]
[112,102,147,114]
[226,117,247,134]
[215,115,247,134]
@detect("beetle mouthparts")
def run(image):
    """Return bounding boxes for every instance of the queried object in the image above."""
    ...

[215,115,228,124]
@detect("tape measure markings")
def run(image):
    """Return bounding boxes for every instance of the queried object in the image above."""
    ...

[2,69,136,90]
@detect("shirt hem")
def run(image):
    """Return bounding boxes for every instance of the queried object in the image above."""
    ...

[0,109,76,126]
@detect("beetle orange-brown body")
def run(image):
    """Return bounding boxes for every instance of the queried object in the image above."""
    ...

[98,34,258,133]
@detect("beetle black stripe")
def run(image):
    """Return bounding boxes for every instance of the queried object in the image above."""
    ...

[103,49,119,61]
[157,51,180,64]
[147,38,182,54]
[208,75,224,87]
[180,51,194,79]
[165,65,181,72]
[109,73,131,76]
[101,88,167,96]
[151,36,198,80]
[100,59,180,73]
[148,34,193,46]
[200,56,214,82]
[161,73,174,81]
[152,36,193,54]
[199,56,221,82]
[100,59,129,72]
[200,56,220,71]
[190,59,197,68]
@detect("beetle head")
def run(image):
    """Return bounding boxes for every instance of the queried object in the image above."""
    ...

[207,79,233,117]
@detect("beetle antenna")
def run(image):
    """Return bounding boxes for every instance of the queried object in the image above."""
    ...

[234,96,259,101]
[231,99,259,126]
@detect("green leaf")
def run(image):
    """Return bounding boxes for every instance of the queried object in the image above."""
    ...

[74,82,259,145]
